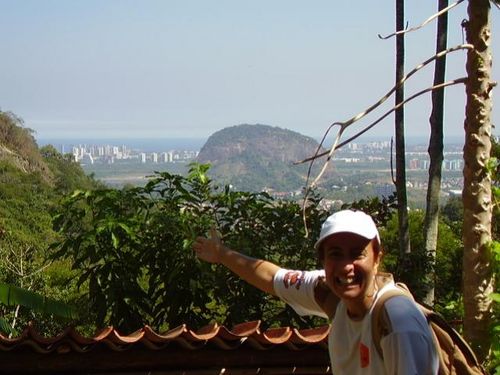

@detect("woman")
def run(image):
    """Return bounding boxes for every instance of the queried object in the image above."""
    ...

[193,209,438,374]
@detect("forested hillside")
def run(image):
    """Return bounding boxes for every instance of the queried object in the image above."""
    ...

[0,110,101,334]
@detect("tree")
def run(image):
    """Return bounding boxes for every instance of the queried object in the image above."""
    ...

[462,0,496,360]
[394,0,411,259]
[381,209,463,319]
[423,0,449,307]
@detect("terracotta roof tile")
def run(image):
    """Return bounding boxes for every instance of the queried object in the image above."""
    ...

[0,321,330,353]
[290,325,330,344]
[0,322,332,374]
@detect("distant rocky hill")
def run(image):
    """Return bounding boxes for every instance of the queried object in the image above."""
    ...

[196,124,327,192]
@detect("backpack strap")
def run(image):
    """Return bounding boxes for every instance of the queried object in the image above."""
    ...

[371,283,413,359]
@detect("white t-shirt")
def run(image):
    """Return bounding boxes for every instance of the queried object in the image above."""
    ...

[273,269,439,375]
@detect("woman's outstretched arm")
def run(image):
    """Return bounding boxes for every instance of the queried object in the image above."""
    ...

[192,228,280,296]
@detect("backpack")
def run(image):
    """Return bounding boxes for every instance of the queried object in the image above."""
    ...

[371,282,487,375]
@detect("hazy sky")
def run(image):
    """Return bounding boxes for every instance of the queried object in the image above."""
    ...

[1,1,499,143]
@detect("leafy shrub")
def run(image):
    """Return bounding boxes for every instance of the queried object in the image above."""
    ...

[51,163,330,333]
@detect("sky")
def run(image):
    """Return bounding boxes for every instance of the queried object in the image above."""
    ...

[0,1,499,144]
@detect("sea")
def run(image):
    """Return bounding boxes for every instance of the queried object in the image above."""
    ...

[37,134,466,153]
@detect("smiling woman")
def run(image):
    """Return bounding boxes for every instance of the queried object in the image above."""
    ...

[193,209,439,374]
[320,232,380,320]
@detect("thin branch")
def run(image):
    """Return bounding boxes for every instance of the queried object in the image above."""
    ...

[316,79,466,182]
[303,123,338,191]
[300,78,466,236]
[308,128,343,190]
[299,44,472,237]
[341,79,466,145]
[5,247,23,274]
[301,126,343,238]
[10,304,21,338]
[295,44,473,166]
[378,0,464,40]
[309,78,467,164]
[24,262,51,279]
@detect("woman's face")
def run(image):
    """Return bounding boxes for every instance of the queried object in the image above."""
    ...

[321,232,381,309]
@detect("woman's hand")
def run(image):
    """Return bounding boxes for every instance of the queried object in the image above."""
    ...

[192,227,280,295]
[192,227,224,264]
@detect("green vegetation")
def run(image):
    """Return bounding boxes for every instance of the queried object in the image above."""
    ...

[47,161,468,336]
[0,110,100,334]
[50,164,329,332]
[381,210,464,318]
[0,110,495,371]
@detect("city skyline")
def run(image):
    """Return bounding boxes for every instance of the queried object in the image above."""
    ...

[73,138,466,194]
[37,130,469,156]
[1,1,499,142]
[55,137,465,162]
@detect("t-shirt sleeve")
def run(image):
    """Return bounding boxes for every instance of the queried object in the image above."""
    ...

[380,296,439,375]
[273,268,329,319]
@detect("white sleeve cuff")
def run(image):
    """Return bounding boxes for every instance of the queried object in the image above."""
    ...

[273,268,328,319]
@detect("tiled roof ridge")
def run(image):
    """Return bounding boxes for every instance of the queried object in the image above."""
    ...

[0,320,331,354]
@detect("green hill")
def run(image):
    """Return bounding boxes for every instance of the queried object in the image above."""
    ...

[0,111,52,180]
[196,124,328,192]
[0,110,100,251]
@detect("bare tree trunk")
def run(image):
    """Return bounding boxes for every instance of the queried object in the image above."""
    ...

[423,0,448,307]
[395,0,411,256]
[462,0,494,361]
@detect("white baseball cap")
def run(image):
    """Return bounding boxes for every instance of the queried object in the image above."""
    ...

[314,210,380,250]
